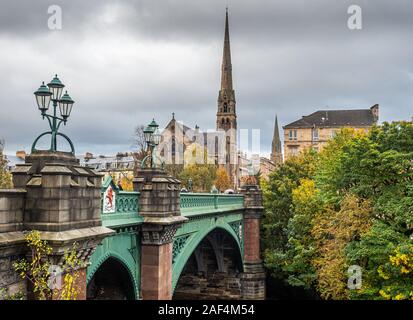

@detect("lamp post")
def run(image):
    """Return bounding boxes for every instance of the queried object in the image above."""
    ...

[141,118,162,169]
[32,75,75,154]
[188,178,193,192]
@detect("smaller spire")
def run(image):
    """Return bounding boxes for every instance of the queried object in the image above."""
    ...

[172,112,175,120]
[271,114,282,165]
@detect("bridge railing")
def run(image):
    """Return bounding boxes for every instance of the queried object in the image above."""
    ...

[100,176,143,227]
[180,193,244,216]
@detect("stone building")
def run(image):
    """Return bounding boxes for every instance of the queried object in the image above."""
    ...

[283,104,379,161]
[81,152,136,183]
[250,154,276,182]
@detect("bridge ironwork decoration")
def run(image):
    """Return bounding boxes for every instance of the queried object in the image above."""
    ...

[172,234,192,264]
[100,176,142,228]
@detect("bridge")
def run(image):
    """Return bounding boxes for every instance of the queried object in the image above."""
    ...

[0,151,265,300]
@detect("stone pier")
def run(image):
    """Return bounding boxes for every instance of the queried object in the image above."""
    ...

[240,184,266,300]
[133,168,187,300]
[0,151,113,299]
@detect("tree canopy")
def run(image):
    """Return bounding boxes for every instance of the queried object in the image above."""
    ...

[263,122,413,300]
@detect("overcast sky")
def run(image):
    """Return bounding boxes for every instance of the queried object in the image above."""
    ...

[0,0,412,157]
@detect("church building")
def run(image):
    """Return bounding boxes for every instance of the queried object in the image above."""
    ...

[159,9,240,189]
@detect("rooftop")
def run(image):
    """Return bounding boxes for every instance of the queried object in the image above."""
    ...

[284,105,379,129]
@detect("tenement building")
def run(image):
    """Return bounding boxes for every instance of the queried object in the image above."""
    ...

[283,104,379,161]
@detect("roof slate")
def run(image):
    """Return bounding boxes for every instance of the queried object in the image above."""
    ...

[284,108,376,128]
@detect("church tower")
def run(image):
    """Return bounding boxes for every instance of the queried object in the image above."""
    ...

[216,9,238,188]
[216,8,237,132]
[270,114,283,165]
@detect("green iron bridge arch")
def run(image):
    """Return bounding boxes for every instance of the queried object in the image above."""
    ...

[86,176,259,300]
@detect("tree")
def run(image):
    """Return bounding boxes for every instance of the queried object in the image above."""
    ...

[0,139,12,189]
[214,167,231,192]
[262,149,318,281]
[281,179,323,289]
[132,125,147,161]
[115,174,134,192]
[311,193,373,299]
[376,244,413,300]
[179,164,217,192]
[263,123,413,300]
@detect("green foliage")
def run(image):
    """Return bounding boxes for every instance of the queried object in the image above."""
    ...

[282,179,322,288]
[179,164,217,192]
[262,149,318,280]
[0,148,12,189]
[214,167,231,192]
[263,122,413,300]
[0,287,25,300]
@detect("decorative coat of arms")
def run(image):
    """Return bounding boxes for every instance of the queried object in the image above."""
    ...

[103,185,116,213]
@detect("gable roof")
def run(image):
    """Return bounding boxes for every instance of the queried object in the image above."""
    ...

[284,108,376,129]
[162,118,221,146]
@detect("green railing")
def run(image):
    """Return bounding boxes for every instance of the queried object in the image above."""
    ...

[180,193,244,216]
[100,176,143,227]
[115,191,139,214]
[100,175,245,224]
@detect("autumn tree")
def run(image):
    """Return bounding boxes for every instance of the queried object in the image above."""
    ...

[0,139,12,189]
[311,194,373,299]
[262,149,318,281]
[13,231,85,300]
[214,167,231,192]
[179,164,216,193]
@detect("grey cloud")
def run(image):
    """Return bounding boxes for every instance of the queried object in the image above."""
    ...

[0,0,412,157]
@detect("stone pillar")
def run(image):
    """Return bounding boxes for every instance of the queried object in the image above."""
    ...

[0,189,27,298]
[0,151,113,300]
[240,184,266,300]
[134,168,187,300]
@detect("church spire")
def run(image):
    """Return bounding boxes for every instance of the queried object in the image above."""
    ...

[220,8,233,91]
[217,8,236,130]
[271,114,283,165]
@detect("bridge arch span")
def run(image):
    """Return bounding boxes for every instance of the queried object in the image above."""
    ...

[87,252,138,300]
[172,220,244,299]
[86,229,140,299]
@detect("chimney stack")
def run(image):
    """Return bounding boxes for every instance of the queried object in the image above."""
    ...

[370,104,379,123]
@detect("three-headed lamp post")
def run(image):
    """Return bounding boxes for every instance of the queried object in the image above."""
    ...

[32,74,75,154]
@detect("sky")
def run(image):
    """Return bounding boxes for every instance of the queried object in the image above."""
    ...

[0,0,412,157]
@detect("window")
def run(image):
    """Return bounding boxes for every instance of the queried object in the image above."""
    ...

[330,130,338,138]
[223,103,228,113]
[289,146,299,155]
[289,130,297,141]
[312,128,319,141]
[172,137,176,155]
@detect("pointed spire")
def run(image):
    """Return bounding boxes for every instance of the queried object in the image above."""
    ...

[221,8,233,91]
[271,114,282,164]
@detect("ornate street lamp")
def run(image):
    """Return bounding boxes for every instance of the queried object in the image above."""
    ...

[141,118,164,169]
[32,75,75,154]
